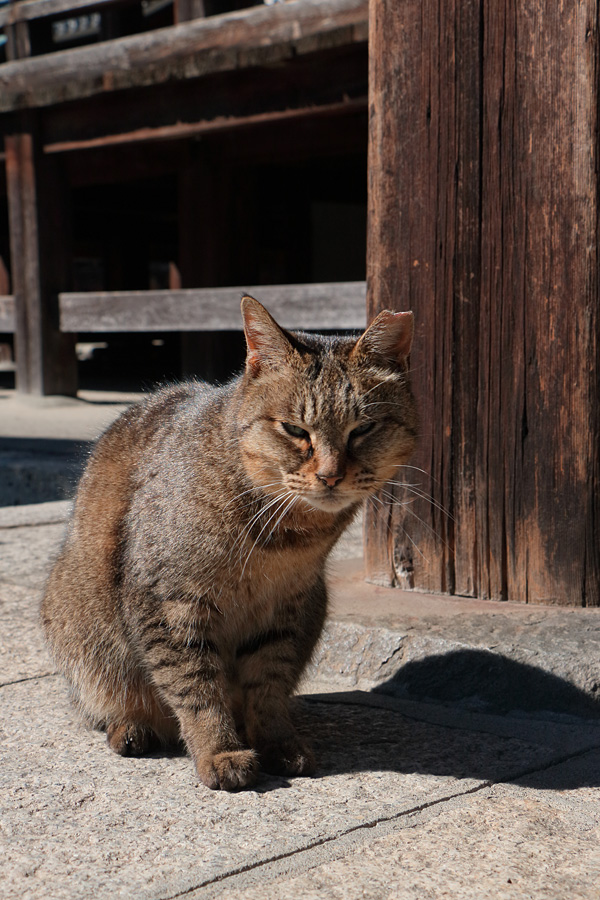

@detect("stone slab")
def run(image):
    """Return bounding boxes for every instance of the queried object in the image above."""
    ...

[0,389,136,441]
[2,675,594,900]
[0,522,65,591]
[214,749,600,900]
[0,584,55,685]
[0,501,72,529]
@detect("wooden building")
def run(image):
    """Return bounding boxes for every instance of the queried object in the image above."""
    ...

[1,0,599,608]
[0,0,369,390]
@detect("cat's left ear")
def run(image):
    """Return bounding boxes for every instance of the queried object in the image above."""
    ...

[352,309,414,368]
[241,295,296,377]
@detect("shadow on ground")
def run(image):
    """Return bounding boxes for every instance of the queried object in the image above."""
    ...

[0,436,89,506]
[293,649,600,791]
[374,648,600,719]
[297,697,600,792]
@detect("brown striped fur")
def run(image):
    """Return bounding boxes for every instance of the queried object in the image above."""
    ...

[41,297,417,790]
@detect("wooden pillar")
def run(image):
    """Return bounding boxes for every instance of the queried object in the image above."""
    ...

[5,117,77,395]
[366,0,600,607]
[4,21,31,61]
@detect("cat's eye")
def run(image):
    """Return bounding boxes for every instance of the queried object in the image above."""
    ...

[349,421,375,441]
[282,422,310,440]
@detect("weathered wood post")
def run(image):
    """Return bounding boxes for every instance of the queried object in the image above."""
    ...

[5,115,77,395]
[366,0,600,607]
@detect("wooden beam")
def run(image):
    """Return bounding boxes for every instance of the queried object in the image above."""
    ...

[44,96,366,153]
[59,282,367,332]
[174,0,206,23]
[366,0,478,593]
[4,21,32,60]
[477,0,600,607]
[0,296,16,332]
[0,0,368,113]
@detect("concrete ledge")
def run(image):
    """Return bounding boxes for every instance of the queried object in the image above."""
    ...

[318,561,600,719]
[0,500,73,528]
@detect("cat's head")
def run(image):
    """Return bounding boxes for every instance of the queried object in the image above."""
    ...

[237,296,418,514]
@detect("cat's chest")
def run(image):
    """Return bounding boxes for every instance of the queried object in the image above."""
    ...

[240,542,325,601]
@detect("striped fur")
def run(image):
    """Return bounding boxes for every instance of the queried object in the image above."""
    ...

[41,298,417,791]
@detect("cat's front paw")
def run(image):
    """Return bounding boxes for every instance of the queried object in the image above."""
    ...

[196,749,259,791]
[258,739,316,777]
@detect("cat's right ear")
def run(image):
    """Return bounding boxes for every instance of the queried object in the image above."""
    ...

[241,296,295,378]
[351,309,414,370]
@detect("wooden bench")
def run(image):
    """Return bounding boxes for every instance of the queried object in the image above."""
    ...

[0,282,366,333]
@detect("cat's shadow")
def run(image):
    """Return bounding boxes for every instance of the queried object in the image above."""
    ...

[296,649,600,791]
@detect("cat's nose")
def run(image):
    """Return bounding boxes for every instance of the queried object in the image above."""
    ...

[316,472,345,488]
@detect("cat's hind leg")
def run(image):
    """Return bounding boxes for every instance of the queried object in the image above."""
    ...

[106,722,159,756]
[103,683,180,756]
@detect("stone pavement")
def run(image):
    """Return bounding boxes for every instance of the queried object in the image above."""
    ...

[1,389,600,898]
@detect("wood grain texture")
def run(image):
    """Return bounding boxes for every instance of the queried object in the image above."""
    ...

[59,282,367,332]
[479,1,600,606]
[0,0,368,113]
[366,0,479,594]
[367,0,600,606]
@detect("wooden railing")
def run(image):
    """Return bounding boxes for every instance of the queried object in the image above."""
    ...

[0,282,367,334]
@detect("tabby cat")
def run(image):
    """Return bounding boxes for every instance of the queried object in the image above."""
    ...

[41,296,417,791]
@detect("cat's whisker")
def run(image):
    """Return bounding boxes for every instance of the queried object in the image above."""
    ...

[221,496,286,571]
[370,494,429,563]
[379,490,417,509]
[378,489,453,553]
[359,374,400,400]
[222,481,283,509]
[362,400,407,412]
[386,481,455,522]
[237,491,290,548]
[230,490,290,556]
[240,491,296,576]
[393,463,436,480]
[263,493,300,545]
[224,483,287,514]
